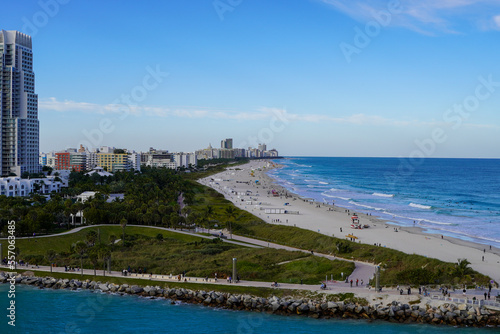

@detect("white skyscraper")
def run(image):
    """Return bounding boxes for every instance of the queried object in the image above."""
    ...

[0,30,40,176]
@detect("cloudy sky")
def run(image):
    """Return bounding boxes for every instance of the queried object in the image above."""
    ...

[2,0,500,157]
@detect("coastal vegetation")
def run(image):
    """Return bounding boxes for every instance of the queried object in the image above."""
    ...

[8,226,354,285]
[0,161,493,288]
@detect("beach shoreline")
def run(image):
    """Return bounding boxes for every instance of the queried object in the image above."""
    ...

[199,160,500,284]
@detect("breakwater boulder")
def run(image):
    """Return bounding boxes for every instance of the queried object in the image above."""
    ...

[2,272,499,328]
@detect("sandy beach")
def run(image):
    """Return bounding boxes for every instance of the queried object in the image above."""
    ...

[199,160,500,284]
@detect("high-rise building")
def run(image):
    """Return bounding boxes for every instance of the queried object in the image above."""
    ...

[221,138,233,149]
[0,30,40,176]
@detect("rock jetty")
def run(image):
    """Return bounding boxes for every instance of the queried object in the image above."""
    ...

[1,272,499,327]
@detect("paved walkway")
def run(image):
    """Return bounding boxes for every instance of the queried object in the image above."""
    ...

[4,263,498,308]
[0,262,372,295]
[3,224,376,283]
[227,234,376,286]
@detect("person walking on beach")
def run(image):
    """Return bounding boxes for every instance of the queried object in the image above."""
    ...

[350,279,353,287]
[484,292,488,300]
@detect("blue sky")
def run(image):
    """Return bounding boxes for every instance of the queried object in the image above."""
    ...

[2,0,500,157]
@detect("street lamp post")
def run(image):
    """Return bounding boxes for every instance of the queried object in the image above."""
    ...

[232,258,237,283]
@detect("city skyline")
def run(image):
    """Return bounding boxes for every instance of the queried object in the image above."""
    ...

[2,1,500,158]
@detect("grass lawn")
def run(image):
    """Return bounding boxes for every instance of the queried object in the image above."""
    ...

[8,226,354,285]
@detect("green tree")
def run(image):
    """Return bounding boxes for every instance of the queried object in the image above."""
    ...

[109,234,117,246]
[225,206,237,239]
[120,218,127,241]
[88,247,99,276]
[97,245,111,275]
[75,241,87,276]
[86,230,98,246]
[454,258,473,277]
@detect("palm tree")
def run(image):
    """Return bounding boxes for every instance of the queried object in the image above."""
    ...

[86,230,98,246]
[75,241,87,276]
[98,245,111,275]
[203,206,214,232]
[45,250,56,273]
[454,258,473,277]
[225,206,237,239]
[109,234,117,246]
[88,247,99,276]
[120,218,127,242]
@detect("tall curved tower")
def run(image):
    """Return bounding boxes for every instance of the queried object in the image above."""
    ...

[0,30,40,176]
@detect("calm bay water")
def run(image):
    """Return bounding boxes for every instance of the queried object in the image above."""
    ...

[0,285,492,333]
[268,157,500,248]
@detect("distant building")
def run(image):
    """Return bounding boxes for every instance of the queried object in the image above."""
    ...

[143,149,174,168]
[76,191,97,203]
[129,152,141,172]
[221,138,233,149]
[76,191,124,203]
[196,144,219,160]
[39,152,56,168]
[85,166,113,177]
[173,152,197,168]
[55,150,86,172]
[265,149,279,157]
[0,30,40,176]
[98,152,130,172]
[0,176,63,197]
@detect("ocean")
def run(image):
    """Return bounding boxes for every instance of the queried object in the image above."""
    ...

[0,285,492,333]
[268,157,500,248]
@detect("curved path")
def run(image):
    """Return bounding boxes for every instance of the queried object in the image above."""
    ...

[2,225,498,304]
[2,224,375,284]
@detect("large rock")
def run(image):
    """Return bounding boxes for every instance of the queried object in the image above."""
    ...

[271,302,281,312]
[288,302,300,313]
[297,303,309,314]
[130,286,143,294]
[98,284,109,292]
[327,302,338,309]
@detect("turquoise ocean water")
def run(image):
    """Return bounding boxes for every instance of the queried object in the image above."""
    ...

[268,157,500,248]
[0,285,494,333]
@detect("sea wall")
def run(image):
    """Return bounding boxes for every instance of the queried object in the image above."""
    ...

[2,272,499,328]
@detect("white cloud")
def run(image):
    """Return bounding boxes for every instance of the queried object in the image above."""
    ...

[39,97,415,127]
[494,15,500,28]
[40,97,499,130]
[317,0,500,34]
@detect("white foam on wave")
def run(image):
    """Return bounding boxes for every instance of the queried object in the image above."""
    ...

[372,192,394,198]
[329,188,339,191]
[409,203,432,210]
[319,181,329,185]
[383,211,453,226]
[321,192,351,201]
[348,201,384,211]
